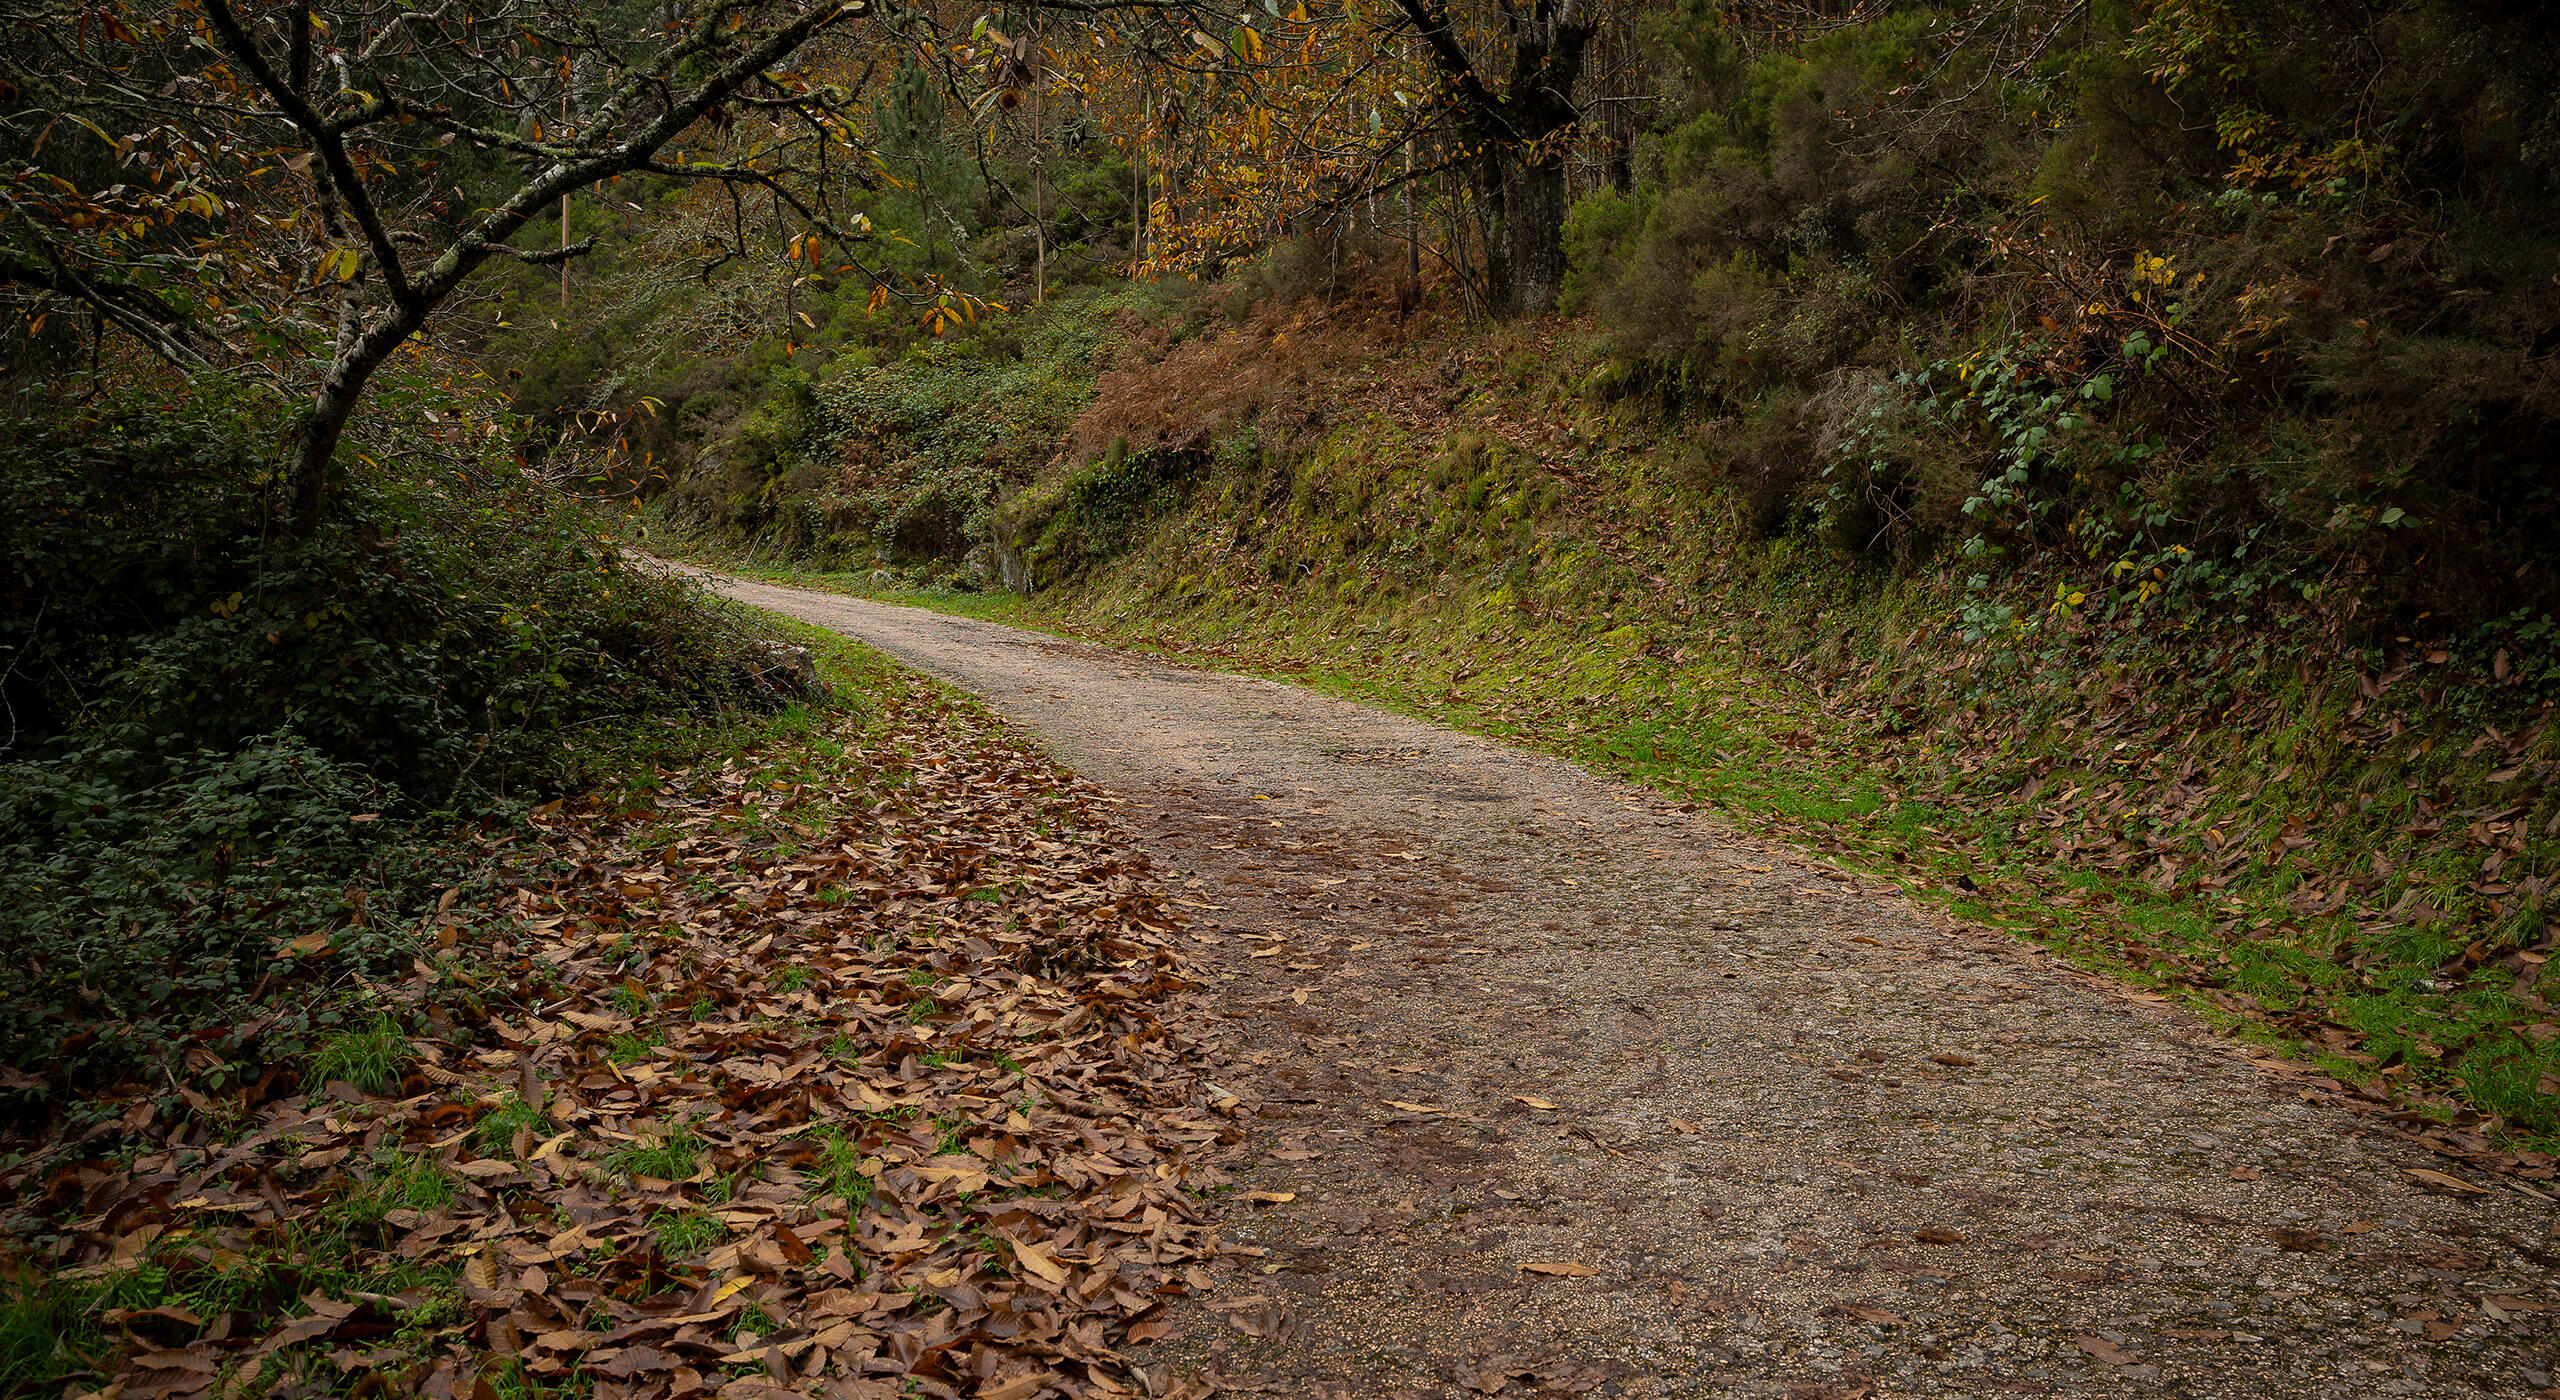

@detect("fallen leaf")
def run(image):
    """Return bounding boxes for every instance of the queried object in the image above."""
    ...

[1512,1095,1558,1110]
[35,683,1244,1400]
[1519,1261,1601,1278]
[584,1347,672,1377]
[1929,1054,1975,1068]
[2270,1227,2329,1253]
[2404,1168,2488,1194]
[1239,1191,1296,1203]
[1384,1101,1441,1114]
[1011,1240,1069,1287]
[976,1374,1050,1400]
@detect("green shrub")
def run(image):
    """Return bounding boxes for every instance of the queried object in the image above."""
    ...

[996,435,1211,587]
[0,376,774,1109]
[1562,0,2560,648]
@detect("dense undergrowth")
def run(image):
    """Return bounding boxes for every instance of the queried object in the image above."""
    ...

[475,59,1162,570]
[1559,0,2560,650]
[0,375,782,1126]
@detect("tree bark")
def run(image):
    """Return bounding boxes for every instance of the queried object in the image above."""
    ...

[1395,0,1592,316]
[1497,3,1593,315]
[284,303,426,525]
[1505,146,1571,316]
[1478,139,1513,313]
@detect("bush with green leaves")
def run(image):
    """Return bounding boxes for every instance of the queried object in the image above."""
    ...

[0,375,772,1109]
[1563,0,2560,656]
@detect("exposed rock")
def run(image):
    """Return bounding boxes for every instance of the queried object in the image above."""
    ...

[738,640,827,705]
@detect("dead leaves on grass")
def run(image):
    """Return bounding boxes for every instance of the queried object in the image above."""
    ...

[18,680,1243,1400]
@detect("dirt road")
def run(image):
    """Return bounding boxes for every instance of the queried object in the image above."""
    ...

[701,572,2558,1400]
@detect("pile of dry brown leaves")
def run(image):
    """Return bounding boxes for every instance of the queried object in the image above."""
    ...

[11,673,1247,1400]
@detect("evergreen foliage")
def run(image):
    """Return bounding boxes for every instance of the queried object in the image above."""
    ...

[1563,0,2559,646]
[0,377,767,1105]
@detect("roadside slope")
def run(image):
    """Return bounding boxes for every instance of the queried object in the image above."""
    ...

[701,572,2560,1400]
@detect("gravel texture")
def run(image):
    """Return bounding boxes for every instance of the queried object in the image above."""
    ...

[700,573,2560,1400]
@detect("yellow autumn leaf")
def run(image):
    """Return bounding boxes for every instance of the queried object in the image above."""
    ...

[1011,1239,1070,1285]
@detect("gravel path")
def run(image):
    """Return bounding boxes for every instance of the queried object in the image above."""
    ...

[701,572,2559,1400]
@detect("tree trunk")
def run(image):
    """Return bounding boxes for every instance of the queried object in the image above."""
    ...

[1505,147,1571,315]
[284,375,361,529]
[284,305,424,530]
[1397,0,1591,316]
[1493,2,1592,316]
[1478,141,1513,314]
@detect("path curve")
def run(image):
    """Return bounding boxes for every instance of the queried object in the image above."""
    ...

[701,571,2558,1400]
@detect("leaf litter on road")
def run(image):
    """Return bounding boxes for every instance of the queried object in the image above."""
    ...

[13,672,1248,1400]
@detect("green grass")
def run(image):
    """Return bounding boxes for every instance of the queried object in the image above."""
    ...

[650,1209,727,1257]
[811,1128,876,1208]
[308,1015,411,1096]
[730,1300,780,1343]
[477,1356,588,1400]
[606,1121,704,1182]
[0,1275,101,1395]
[335,1155,458,1227]
[2,1216,466,1394]
[475,1095,544,1155]
[605,1031,664,1065]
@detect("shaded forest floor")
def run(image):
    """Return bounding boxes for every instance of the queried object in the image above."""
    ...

[4,633,1240,1400]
